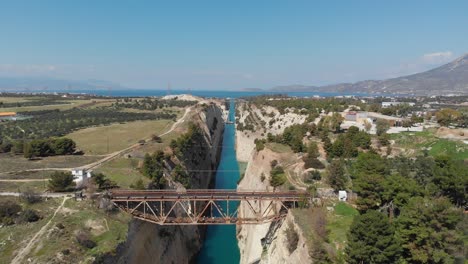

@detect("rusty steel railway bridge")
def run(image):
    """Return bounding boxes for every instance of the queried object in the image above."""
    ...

[110,189,311,225]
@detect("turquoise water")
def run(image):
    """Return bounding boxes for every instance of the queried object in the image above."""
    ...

[196,100,240,263]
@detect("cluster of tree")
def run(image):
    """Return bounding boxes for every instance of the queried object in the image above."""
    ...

[0,98,70,108]
[22,137,76,159]
[317,113,344,133]
[48,171,76,192]
[0,107,176,140]
[435,108,467,127]
[92,173,118,190]
[248,96,357,116]
[345,152,467,263]
[0,199,40,225]
[270,164,286,187]
[267,123,312,152]
[141,150,167,188]
[302,142,325,169]
[113,97,197,110]
[170,123,201,154]
[172,164,190,188]
[323,126,371,158]
[0,137,76,158]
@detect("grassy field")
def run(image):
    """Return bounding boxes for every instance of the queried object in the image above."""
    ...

[0,154,101,173]
[0,181,48,192]
[327,202,359,259]
[95,157,150,188]
[427,139,468,160]
[390,130,468,160]
[266,142,292,153]
[0,196,131,263]
[67,119,174,155]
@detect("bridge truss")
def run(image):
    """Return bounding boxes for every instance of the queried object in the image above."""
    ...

[110,189,310,225]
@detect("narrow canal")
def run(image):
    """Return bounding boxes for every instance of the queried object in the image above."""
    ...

[196,100,241,263]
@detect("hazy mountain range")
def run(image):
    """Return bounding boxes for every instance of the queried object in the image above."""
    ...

[0,77,125,92]
[272,53,468,95]
[1,54,467,95]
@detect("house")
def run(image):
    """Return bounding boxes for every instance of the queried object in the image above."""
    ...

[71,168,92,184]
[338,190,347,201]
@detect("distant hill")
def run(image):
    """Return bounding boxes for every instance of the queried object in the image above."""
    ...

[0,77,126,91]
[272,54,468,95]
[239,87,264,92]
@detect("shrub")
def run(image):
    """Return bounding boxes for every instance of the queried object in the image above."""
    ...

[19,209,40,223]
[270,160,278,168]
[305,170,321,183]
[303,156,325,169]
[130,178,145,190]
[20,189,42,204]
[0,200,21,225]
[151,134,163,143]
[76,231,96,249]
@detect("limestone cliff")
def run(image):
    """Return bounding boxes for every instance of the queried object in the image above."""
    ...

[105,103,225,264]
[236,148,312,264]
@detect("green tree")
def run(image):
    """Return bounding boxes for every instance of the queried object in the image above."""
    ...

[435,108,461,127]
[326,159,347,191]
[353,173,385,212]
[48,171,75,192]
[432,156,467,207]
[307,141,319,157]
[23,142,34,159]
[376,119,390,136]
[346,210,401,264]
[51,138,76,155]
[397,197,464,263]
[270,166,286,187]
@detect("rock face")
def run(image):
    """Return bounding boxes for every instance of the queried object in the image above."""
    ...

[106,104,225,264]
[235,102,307,162]
[264,213,312,264]
[236,148,312,264]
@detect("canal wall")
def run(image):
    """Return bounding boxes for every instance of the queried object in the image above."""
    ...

[104,103,226,264]
[236,149,312,264]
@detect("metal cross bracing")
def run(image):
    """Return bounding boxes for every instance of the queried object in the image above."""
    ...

[110,189,311,225]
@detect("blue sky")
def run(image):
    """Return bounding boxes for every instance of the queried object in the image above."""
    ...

[1,0,467,90]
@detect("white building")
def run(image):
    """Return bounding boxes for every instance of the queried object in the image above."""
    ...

[71,168,92,184]
[381,102,415,108]
[338,190,348,201]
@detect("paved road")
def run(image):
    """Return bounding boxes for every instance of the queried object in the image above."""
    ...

[0,192,72,198]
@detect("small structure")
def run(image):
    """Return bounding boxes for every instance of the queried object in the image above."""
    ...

[344,111,357,121]
[0,112,17,121]
[338,190,347,201]
[381,102,415,108]
[71,168,92,184]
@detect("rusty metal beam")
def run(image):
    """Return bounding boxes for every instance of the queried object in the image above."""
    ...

[111,189,310,225]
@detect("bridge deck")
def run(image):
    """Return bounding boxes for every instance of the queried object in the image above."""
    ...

[110,189,309,201]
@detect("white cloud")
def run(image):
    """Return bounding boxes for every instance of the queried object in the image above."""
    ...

[421,51,454,64]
